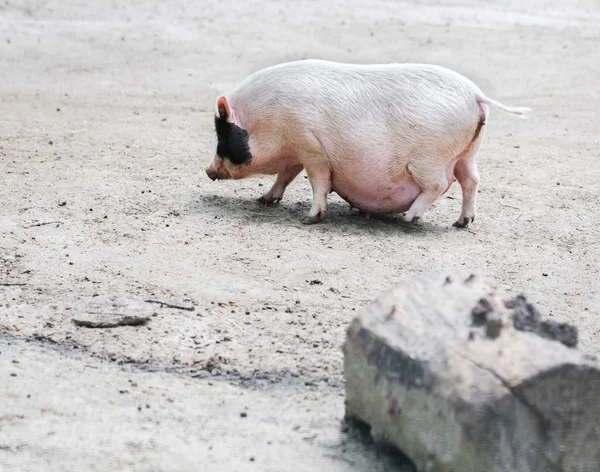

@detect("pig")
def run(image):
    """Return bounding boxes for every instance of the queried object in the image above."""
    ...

[205,60,530,227]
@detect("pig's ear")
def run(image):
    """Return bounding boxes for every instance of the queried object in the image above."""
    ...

[216,96,231,121]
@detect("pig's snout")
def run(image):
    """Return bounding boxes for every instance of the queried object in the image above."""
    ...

[205,167,218,181]
[205,158,232,181]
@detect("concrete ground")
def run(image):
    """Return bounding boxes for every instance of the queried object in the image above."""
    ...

[1,0,599,470]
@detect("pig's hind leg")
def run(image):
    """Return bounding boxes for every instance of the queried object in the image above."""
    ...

[453,108,486,228]
[257,164,304,205]
[401,162,450,224]
[452,144,482,228]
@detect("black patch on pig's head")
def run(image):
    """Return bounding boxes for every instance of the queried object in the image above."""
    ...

[214,115,252,166]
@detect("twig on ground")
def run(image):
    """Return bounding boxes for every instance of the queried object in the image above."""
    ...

[251,247,290,252]
[24,221,63,228]
[212,312,246,335]
[498,201,521,210]
[145,300,195,311]
[0,283,26,286]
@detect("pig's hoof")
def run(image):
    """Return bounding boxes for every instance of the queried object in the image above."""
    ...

[453,216,475,228]
[401,213,420,224]
[302,212,324,225]
[257,196,281,206]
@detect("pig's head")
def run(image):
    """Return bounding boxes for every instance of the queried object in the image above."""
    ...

[205,96,253,181]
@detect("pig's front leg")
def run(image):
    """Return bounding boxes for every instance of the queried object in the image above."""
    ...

[302,165,331,225]
[257,164,304,205]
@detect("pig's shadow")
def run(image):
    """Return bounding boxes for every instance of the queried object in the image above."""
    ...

[192,193,451,236]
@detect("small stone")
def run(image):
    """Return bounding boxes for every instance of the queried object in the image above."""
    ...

[485,312,503,339]
[471,297,493,325]
[72,315,150,329]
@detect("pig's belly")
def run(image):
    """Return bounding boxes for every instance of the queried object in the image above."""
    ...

[331,173,422,215]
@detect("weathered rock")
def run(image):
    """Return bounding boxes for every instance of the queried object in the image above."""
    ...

[343,270,600,472]
[72,314,149,328]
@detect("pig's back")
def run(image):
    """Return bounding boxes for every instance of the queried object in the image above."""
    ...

[230,60,483,121]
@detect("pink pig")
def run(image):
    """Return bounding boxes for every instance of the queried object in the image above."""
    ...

[205,60,529,227]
